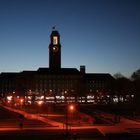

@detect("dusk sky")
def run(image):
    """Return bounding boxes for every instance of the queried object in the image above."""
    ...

[0,0,140,78]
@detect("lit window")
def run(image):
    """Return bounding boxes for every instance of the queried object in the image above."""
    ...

[53,36,58,44]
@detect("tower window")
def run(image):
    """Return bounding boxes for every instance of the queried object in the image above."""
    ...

[53,36,58,45]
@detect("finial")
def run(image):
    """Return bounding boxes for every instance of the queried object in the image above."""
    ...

[52,26,56,30]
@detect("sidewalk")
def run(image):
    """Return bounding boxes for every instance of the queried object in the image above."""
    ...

[3,106,64,128]
[96,114,140,136]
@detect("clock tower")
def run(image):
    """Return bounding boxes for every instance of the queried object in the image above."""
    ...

[49,30,61,70]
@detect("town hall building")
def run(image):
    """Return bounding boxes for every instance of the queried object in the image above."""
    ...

[0,30,115,104]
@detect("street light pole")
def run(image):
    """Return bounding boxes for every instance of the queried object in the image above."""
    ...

[65,103,75,139]
[64,91,69,138]
[66,103,68,135]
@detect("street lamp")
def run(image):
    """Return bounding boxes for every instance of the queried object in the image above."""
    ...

[38,100,43,106]
[20,98,24,109]
[69,104,75,126]
[69,104,75,112]
[37,101,43,117]
[65,104,75,138]
[20,98,24,103]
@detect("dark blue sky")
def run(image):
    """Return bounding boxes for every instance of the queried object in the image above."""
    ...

[0,0,140,77]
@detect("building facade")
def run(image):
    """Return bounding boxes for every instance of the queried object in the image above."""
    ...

[0,30,115,104]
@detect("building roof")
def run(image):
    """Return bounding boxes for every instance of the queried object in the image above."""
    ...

[0,72,18,77]
[84,73,115,81]
[37,68,80,75]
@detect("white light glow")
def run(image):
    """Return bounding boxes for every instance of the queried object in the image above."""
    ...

[53,36,58,44]
[7,96,12,101]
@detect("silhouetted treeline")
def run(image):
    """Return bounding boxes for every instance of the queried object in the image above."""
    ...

[114,69,140,113]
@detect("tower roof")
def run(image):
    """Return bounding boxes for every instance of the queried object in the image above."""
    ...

[51,30,60,36]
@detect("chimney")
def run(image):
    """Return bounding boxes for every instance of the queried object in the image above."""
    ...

[80,65,86,73]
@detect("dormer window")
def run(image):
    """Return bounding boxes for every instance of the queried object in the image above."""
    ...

[53,36,58,45]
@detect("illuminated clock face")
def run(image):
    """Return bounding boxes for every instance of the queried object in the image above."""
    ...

[52,46,58,52]
[53,36,58,45]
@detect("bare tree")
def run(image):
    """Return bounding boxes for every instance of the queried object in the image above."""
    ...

[113,72,125,79]
[131,69,140,114]
[131,69,140,81]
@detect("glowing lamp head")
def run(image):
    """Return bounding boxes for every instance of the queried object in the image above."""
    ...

[38,101,43,105]
[20,99,24,103]
[69,105,74,111]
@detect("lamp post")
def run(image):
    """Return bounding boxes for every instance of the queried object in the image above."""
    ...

[65,102,68,135]
[65,103,75,139]
[20,98,24,109]
[69,104,75,126]
[64,91,69,137]
[37,101,43,117]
